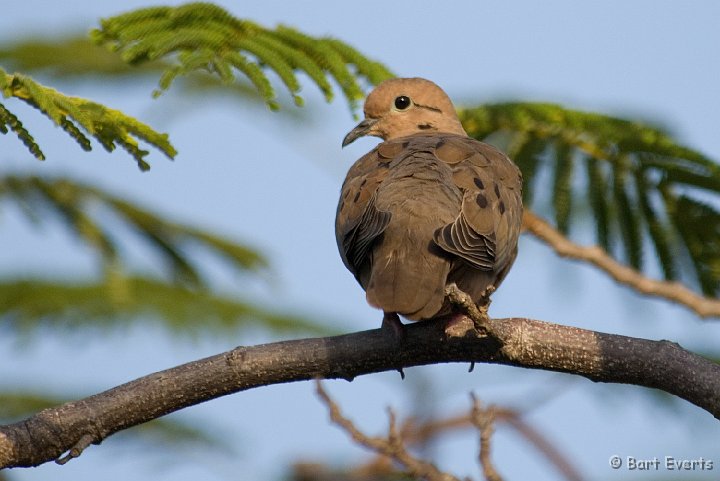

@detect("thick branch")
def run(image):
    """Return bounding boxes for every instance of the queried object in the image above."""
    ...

[1,316,719,469]
[523,210,720,318]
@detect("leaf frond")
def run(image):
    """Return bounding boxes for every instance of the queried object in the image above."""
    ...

[551,141,574,233]
[91,2,394,110]
[612,155,643,269]
[0,100,44,159]
[666,194,720,295]
[506,134,545,205]
[0,175,266,284]
[634,167,676,280]
[0,66,175,169]
[585,157,612,251]
[0,36,160,76]
[0,276,331,337]
[459,101,720,296]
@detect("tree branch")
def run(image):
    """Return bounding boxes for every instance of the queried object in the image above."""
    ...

[403,408,584,481]
[522,210,720,318]
[1,315,719,469]
[470,395,503,481]
[316,380,461,481]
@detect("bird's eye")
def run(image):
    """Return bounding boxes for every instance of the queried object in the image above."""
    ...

[394,95,411,110]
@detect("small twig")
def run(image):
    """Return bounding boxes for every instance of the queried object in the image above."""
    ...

[444,284,494,334]
[400,407,583,481]
[55,434,94,465]
[315,380,462,481]
[500,411,583,481]
[470,395,502,481]
[523,210,720,318]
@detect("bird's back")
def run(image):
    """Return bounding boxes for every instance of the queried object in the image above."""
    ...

[336,133,522,320]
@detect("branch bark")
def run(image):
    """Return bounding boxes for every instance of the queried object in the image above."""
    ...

[1,315,719,469]
[523,210,720,318]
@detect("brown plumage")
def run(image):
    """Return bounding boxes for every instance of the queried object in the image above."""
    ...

[336,78,522,322]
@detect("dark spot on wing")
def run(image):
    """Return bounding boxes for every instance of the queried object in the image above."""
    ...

[353,191,361,203]
[476,193,488,208]
[473,177,484,190]
[493,182,501,198]
[498,200,505,214]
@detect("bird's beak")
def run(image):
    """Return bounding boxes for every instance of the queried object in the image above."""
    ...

[342,118,378,147]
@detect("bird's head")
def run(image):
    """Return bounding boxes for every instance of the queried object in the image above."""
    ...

[342,77,467,147]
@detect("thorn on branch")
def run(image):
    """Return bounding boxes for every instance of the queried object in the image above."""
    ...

[55,433,95,465]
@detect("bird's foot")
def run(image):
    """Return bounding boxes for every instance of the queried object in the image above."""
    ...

[441,312,477,338]
[444,284,492,335]
[478,285,495,312]
[477,301,490,321]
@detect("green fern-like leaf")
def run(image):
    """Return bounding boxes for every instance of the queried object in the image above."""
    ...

[585,157,612,251]
[459,102,720,297]
[1,35,276,107]
[0,67,175,169]
[0,175,265,285]
[634,166,676,280]
[665,195,720,295]
[0,276,330,336]
[90,2,394,110]
[612,155,643,269]
[0,101,44,159]
[551,142,574,233]
[507,134,546,206]
[0,36,163,76]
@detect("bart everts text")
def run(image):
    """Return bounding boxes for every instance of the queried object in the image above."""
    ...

[609,455,713,471]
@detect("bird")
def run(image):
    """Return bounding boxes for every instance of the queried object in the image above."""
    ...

[336,77,522,330]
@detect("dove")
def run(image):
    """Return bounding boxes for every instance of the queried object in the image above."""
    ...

[336,77,522,329]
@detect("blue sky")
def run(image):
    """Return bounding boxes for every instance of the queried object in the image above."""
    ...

[2,1,720,480]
